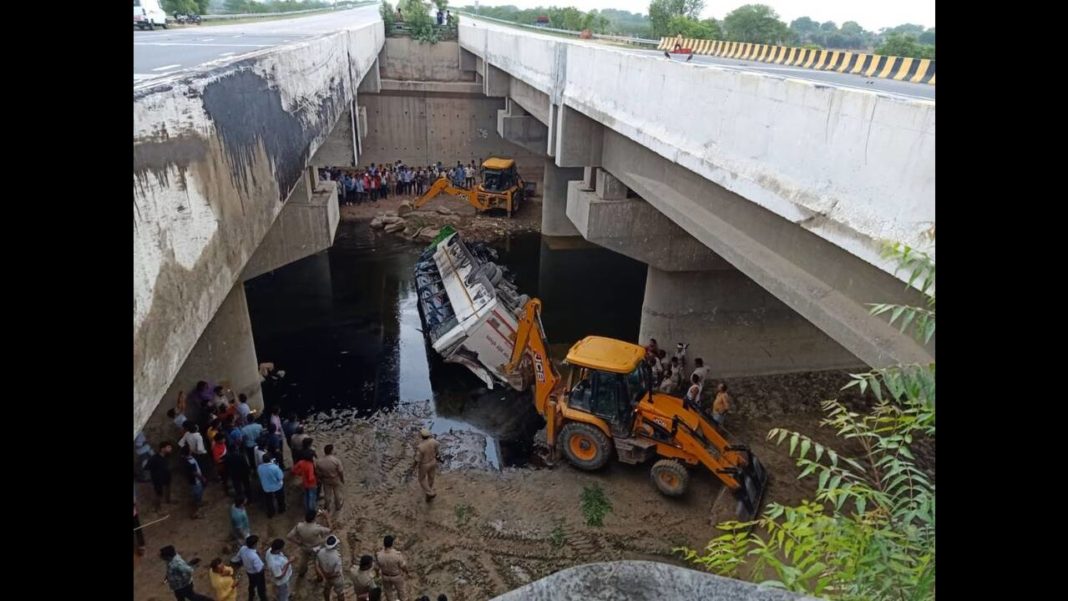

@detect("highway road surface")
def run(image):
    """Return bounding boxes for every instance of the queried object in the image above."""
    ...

[133,5,380,83]
[635,49,935,100]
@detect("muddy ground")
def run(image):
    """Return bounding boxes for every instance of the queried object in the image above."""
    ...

[338,188,541,244]
[133,370,889,601]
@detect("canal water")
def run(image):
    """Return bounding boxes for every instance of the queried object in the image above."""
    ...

[244,222,646,467]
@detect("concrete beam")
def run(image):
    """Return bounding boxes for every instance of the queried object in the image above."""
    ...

[508,77,550,126]
[241,170,340,280]
[566,182,726,272]
[379,79,483,94]
[310,106,357,167]
[459,47,477,73]
[497,99,549,155]
[357,57,381,94]
[640,266,864,377]
[600,129,933,368]
[554,103,603,168]
[484,63,509,98]
[595,169,627,200]
[542,162,583,237]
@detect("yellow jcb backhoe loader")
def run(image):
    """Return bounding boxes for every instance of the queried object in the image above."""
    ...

[413,157,526,216]
[502,299,769,519]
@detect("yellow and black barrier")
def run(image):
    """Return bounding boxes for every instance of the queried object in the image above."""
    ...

[656,36,935,85]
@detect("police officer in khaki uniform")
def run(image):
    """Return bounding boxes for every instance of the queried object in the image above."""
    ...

[415,428,440,500]
[374,535,409,601]
[315,535,346,601]
[350,554,377,601]
[287,509,332,579]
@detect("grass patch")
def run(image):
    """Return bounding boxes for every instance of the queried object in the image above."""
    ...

[549,523,567,549]
[454,503,474,527]
[580,484,612,527]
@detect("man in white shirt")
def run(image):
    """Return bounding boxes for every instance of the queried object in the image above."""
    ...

[266,538,293,601]
[178,423,210,480]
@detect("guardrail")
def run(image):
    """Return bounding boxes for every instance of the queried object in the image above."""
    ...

[457,11,658,47]
[201,1,374,21]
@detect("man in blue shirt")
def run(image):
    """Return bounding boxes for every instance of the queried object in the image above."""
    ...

[230,496,251,546]
[241,421,264,470]
[231,535,269,601]
[258,453,287,518]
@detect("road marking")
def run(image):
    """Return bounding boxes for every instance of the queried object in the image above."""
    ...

[200,38,215,42]
[134,42,272,47]
[219,52,236,57]
[151,64,182,71]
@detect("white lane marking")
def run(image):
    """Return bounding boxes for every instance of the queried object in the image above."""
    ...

[200,38,215,42]
[151,63,182,71]
[219,52,236,57]
[134,42,272,47]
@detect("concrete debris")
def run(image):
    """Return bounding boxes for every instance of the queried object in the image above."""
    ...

[384,221,407,233]
[436,206,455,215]
[398,200,415,216]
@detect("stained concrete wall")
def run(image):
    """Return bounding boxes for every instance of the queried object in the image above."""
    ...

[133,20,384,436]
[491,561,817,601]
[458,19,936,279]
[358,39,542,182]
[141,283,263,447]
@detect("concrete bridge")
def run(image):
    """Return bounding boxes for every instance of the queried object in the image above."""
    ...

[133,12,934,440]
[461,17,935,378]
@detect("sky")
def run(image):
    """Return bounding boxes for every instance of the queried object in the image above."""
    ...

[460,1,935,32]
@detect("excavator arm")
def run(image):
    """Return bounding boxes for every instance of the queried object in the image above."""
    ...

[413,175,479,211]
[504,298,564,456]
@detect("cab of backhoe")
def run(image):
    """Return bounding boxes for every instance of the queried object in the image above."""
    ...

[479,157,519,193]
[564,337,649,436]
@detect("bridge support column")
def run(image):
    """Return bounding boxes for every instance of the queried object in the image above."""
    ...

[639,266,864,378]
[142,282,264,444]
[542,161,583,237]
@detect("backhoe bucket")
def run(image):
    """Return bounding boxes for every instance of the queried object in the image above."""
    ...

[733,454,769,521]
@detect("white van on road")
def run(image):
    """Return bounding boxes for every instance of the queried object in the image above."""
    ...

[134,0,168,30]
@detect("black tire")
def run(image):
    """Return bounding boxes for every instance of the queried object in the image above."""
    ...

[559,423,611,470]
[650,459,689,496]
[147,22,155,30]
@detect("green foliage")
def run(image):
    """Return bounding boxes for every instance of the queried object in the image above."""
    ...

[402,0,440,43]
[876,32,936,59]
[722,4,792,44]
[679,242,935,601]
[454,503,474,527]
[164,0,200,15]
[580,484,612,527]
[222,0,333,14]
[381,0,396,35]
[549,523,567,549]
[664,15,722,39]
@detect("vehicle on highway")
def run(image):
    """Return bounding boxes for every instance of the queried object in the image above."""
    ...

[174,13,202,25]
[134,0,168,30]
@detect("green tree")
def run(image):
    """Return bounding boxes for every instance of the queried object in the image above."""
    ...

[665,15,720,39]
[789,16,818,42]
[648,0,685,37]
[163,0,199,14]
[918,28,935,45]
[680,242,935,601]
[682,0,705,19]
[402,0,439,43]
[722,4,791,44]
[876,32,935,59]
[381,0,396,35]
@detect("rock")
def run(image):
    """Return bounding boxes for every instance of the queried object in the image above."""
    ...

[381,215,404,225]
[384,221,406,233]
[370,216,385,229]
[398,201,414,216]
[417,227,441,242]
[436,205,455,215]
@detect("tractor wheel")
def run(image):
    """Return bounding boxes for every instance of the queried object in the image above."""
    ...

[559,423,611,470]
[650,459,689,497]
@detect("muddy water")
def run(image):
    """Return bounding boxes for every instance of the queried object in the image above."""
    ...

[244,222,646,467]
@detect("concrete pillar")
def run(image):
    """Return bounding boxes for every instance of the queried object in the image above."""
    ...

[484,63,509,97]
[595,169,628,200]
[542,161,584,237]
[141,283,264,444]
[639,266,864,378]
[582,166,598,190]
[358,57,381,94]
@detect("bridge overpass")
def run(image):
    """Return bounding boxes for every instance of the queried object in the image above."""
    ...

[134,11,934,438]
[460,16,934,377]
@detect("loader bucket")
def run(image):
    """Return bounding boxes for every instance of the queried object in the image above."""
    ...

[733,454,769,521]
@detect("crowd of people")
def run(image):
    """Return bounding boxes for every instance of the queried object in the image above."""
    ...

[643,339,732,426]
[319,160,480,206]
[135,380,448,601]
